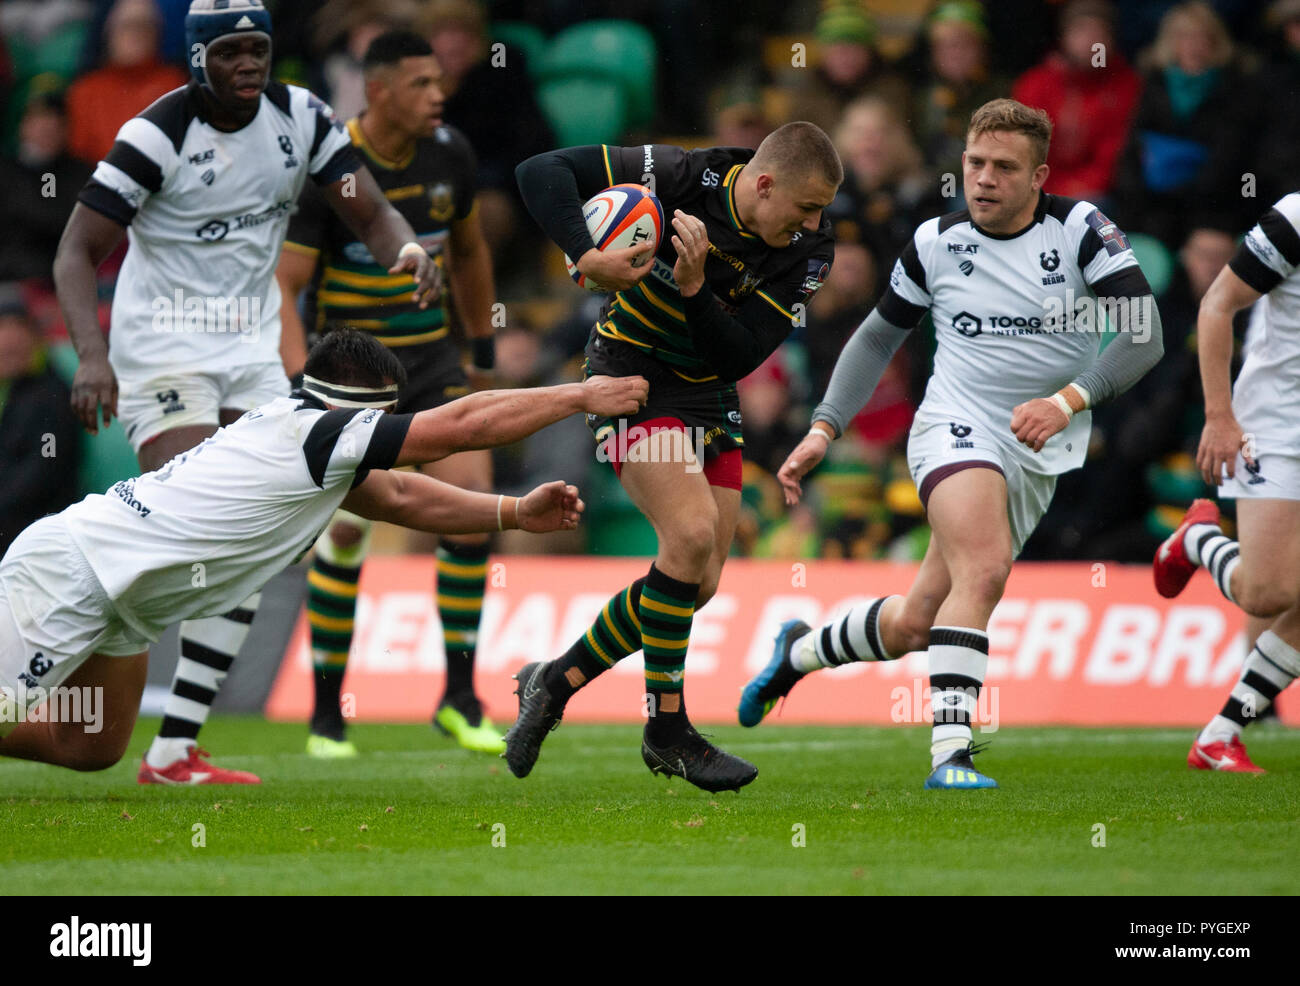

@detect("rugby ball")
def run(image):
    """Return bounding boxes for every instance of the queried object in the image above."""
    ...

[564,183,664,292]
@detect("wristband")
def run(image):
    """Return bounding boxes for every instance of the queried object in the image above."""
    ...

[497,494,507,532]
[1070,383,1090,409]
[1048,393,1074,420]
[471,336,495,371]
[806,426,832,444]
[397,241,425,260]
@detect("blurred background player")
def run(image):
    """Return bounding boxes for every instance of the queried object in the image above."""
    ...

[744,100,1163,789]
[1154,191,1300,772]
[276,30,502,757]
[52,0,438,784]
[508,123,840,792]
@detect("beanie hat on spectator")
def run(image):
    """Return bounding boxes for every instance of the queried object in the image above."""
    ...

[815,3,878,48]
[185,0,272,87]
[929,0,989,38]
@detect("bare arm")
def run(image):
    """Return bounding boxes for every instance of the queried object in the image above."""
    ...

[1196,265,1263,484]
[275,245,319,379]
[392,375,648,467]
[448,202,496,341]
[341,471,583,535]
[52,204,127,433]
[319,166,439,306]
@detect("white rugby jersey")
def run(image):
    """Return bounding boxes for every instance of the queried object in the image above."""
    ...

[1227,193,1300,456]
[61,394,411,642]
[79,82,357,381]
[882,193,1149,474]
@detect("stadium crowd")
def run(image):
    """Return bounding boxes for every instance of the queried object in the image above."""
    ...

[0,0,1296,563]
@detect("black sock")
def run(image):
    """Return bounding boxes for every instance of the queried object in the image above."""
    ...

[310,669,346,740]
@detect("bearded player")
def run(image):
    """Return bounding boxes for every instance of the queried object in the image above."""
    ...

[741,99,1164,789]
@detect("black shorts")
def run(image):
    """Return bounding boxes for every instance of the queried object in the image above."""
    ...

[391,336,470,414]
[582,329,744,462]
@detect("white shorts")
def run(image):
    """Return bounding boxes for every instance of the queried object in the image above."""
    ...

[907,415,1057,557]
[0,516,146,729]
[116,361,290,452]
[1218,450,1300,501]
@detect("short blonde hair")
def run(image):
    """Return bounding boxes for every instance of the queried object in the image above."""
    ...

[750,121,844,187]
[1150,1,1234,69]
[966,98,1053,167]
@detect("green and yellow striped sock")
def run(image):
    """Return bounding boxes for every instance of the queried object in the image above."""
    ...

[308,524,369,738]
[437,541,489,702]
[543,578,645,699]
[640,564,698,742]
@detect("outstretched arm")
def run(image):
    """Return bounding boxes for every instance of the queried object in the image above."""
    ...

[393,374,648,467]
[342,472,583,535]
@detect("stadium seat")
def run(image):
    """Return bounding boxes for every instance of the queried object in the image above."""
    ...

[536,76,629,147]
[535,20,656,130]
[47,343,140,497]
[1127,232,1175,298]
[491,21,548,77]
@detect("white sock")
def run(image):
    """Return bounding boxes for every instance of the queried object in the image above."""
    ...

[928,626,988,768]
[1200,630,1300,744]
[791,596,900,673]
[146,736,195,768]
[1183,523,1220,565]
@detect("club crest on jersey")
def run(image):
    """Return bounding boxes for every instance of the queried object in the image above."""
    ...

[949,423,974,448]
[1245,458,1265,485]
[959,259,974,276]
[201,168,215,185]
[278,134,298,168]
[1039,248,1065,284]
[953,310,982,337]
[798,260,830,300]
[428,183,456,222]
[1086,208,1130,256]
[731,268,762,301]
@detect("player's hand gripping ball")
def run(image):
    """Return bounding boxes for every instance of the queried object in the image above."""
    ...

[565,184,664,292]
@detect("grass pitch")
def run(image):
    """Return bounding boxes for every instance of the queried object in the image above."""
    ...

[2,718,1298,895]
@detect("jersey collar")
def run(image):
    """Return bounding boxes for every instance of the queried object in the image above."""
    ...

[722,164,759,239]
[349,116,414,171]
[970,192,1047,241]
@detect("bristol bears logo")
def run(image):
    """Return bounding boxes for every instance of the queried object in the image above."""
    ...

[196,219,229,241]
[1245,458,1265,485]
[278,134,298,168]
[949,423,974,448]
[1039,249,1061,272]
[953,311,982,337]
[17,652,53,689]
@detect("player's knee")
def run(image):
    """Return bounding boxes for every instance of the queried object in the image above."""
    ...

[953,557,1012,605]
[53,725,125,772]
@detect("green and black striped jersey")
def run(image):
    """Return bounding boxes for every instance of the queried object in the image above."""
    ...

[286,118,476,348]
[524,143,835,382]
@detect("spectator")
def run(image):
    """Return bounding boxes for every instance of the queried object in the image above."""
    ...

[0,287,80,557]
[418,0,555,283]
[1113,1,1259,247]
[785,1,910,136]
[828,95,946,268]
[310,0,420,122]
[65,0,188,165]
[1254,0,1300,206]
[1012,0,1141,203]
[710,87,773,151]
[0,79,93,284]
[910,1,1008,182]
